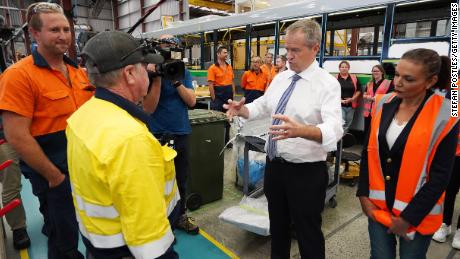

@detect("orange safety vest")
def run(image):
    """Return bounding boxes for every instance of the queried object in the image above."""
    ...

[337,74,360,108]
[362,79,391,118]
[368,92,459,235]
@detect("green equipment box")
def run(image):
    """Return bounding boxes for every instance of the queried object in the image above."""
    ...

[186,109,227,210]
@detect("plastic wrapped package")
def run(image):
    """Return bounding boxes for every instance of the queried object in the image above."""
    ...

[219,195,270,236]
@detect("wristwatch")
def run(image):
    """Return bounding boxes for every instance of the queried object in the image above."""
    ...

[173,81,182,88]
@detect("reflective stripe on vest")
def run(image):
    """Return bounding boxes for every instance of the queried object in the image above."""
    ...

[368,92,459,235]
[392,199,443,215]
[167,188,180,216]
[363,79,391,117]
[74,194,120,219]
[129,230,175,259]
[76,212,175,258]
[367,93,396,197]
[164,179,175,196]
[75,212,125,248]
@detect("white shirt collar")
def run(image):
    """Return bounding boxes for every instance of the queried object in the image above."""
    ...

[286,60,319,82]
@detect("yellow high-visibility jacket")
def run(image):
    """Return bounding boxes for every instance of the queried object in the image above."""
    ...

[66,97,176,258]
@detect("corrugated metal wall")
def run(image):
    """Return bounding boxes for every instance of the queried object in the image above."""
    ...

[0,0,26,27]
[0,0,115,33]
[117,0,189,36]
[75,0,114,32]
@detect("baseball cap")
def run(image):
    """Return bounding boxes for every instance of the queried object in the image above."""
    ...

[82,31,164,73]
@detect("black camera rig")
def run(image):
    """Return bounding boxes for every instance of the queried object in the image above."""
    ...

[140,38,185,81]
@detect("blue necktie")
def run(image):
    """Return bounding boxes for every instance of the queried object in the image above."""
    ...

[267,74,302,160]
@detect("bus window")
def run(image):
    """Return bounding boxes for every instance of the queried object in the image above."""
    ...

[327,26,383,57]
[436,19,450,37]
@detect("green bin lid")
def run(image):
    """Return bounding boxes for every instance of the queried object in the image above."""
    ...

[188,109,227,124]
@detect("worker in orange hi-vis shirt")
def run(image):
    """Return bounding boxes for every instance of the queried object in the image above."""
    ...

[207,45,235,146]
[241,56,269,104]
[261,52,276,86]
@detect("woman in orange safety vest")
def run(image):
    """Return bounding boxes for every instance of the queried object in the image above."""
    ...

[362,64,394,135]
[357,49,459,259]
[337,60,361,132]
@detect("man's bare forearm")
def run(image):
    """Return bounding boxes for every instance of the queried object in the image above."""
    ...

[208,81,215,100]
[143,77,162,114]
[177,85,196,107]
[237,105,250,119]
[3,112,62,182]
[300,125,323,143]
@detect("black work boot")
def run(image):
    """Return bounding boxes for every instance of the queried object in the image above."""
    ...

[13,228,31,250]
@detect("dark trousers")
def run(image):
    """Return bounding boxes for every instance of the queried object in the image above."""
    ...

[244,89,264,104]
[210,85,233,112]
[26,172,83,259]
[211,85,233,144]
[264,158,328,259]
[443,156,460,227]
[84,236,179,259]
[364,115,372,138]
[173,135,190,216]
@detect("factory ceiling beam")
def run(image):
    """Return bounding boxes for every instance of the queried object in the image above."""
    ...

[111,0,119,30]
[188,0,233,12]
[18,0,31,55]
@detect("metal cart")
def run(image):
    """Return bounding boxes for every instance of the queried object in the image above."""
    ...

[220,133,342,236]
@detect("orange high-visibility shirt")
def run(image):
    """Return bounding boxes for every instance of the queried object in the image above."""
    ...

[260,64,276,85]
[207,63,234,86]
[241,70,268,92]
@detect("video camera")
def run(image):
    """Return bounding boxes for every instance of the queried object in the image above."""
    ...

[140,38,185,81]
[78,32,185,81]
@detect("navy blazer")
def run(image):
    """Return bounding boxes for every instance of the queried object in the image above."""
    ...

[357,90,459,227]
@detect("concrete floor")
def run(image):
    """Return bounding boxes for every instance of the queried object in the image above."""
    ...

[187,148,460,259]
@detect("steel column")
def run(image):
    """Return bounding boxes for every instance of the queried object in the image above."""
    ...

[319,13,328,67]
[111,0,119,30]
[380,3,395,62]
[274,20,280,62]
[245,24,251,70]
[200,32,205,69]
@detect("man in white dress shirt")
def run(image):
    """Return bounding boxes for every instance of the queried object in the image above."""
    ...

[224,19,343,259]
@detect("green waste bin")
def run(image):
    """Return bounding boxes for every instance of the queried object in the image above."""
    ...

[187,109,227,210]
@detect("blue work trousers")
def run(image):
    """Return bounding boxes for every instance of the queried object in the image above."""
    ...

[26,172,83,259]
[368,218,432,259]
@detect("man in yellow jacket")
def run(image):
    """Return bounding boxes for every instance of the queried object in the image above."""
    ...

[66,31,179,259]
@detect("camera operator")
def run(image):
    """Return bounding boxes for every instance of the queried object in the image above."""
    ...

[144,34,199,235]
